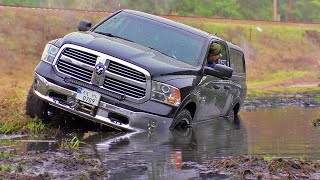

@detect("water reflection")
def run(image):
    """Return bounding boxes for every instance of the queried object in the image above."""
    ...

[85,116,246,179]
[241,107,320,158]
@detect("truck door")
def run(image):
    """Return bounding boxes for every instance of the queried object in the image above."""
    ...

[213,41,231,116]
[196,40,231,120]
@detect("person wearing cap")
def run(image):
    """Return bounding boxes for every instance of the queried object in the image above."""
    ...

[207,43,222,68]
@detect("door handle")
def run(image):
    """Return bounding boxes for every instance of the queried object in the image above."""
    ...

[224,86,230,90]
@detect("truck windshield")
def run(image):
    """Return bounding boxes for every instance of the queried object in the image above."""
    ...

[93,12,205,66]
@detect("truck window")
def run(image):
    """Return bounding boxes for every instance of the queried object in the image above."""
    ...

[230,49,245,74]
[219,42,229,66]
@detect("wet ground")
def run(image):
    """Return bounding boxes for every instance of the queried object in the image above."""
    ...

[1,95,320,179]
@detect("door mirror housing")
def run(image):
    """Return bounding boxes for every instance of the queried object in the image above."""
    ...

[78,20,92,31]
[204,64,233,79]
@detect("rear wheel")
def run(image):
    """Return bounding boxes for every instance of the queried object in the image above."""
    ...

[171,109,192,129]
[25,85,49,119]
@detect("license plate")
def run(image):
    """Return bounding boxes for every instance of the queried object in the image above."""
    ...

[76,87,101,106]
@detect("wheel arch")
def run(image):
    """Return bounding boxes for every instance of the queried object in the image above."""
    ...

[233,102,241,115]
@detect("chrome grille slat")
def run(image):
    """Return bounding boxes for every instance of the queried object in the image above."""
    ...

[57,60,93,82]
[104,85,144,98]
[63,51,96,61]
[109,62,144,76]
[108,62,146,82]
[58,66,92,80]
[105,78,145,94]
[62,48,97,66]
[58,66,92,82]
[58,61,92,75]
[63,52,95,66]
[104,78,145,98]
[103,83,144,98]
[58,60,93,77]
[103,82,145,97]
[108,66,146,82]
[66,48,97,59]
[58,67,91,82]
[62,51,96,66]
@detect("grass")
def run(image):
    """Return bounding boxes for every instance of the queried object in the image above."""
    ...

[70,136,86,150]
[0,84,45,134]
[24,118,45,134]
[0,118,45,134]
[263,154,273,161]
[247,71,317,88]
[0,164,13,172]
[312,112,320,125]
[247,87,320,98]
[59,136,86,151]
[0,152,12,159]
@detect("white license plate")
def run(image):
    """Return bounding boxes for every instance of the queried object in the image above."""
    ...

[76,87,101,106]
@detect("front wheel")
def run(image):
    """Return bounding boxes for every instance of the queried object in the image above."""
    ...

[25,85,49,119]
[170,109,192,129]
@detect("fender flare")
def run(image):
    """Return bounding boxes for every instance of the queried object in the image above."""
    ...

[231,96,241,115]
[173,93,198,120]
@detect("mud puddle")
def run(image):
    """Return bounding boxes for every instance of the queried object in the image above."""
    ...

[1,106,320,179]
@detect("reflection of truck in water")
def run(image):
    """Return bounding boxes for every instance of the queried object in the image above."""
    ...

[86,116,248,179]
[26,9,246,131]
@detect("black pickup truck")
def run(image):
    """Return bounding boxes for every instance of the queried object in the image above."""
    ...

[26,9,246,131]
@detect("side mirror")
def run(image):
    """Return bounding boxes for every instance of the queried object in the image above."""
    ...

[78,20,92,31]
[204,64,233,79]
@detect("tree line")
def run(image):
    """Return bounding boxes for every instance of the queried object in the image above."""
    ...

[1,0,319,23]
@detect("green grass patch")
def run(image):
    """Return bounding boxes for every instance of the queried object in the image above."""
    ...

[0,164,13,172]
[263,154,273,161]
[247,86,320,98]
[315,95,320,102]
[247,71,317,88]
[312,112,320,124]
[0,118,45,134]
[24,118,45,134]
[0,151,12,159]
[0,120,24,134]
[0,34,4,43]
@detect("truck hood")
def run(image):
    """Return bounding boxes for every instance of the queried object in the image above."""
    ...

[58,32,199,77]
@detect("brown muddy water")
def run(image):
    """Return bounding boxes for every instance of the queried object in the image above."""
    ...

[1,106,320,179]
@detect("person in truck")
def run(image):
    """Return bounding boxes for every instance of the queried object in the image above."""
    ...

[207,42,222,68]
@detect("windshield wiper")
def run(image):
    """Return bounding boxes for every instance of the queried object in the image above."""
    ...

[95,31,134,43]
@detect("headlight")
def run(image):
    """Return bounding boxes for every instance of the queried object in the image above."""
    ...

[151,81,181,106]
[41,44,59,64]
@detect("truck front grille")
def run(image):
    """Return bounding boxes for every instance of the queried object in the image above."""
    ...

[55,45,150,101]
[107,61,147,82]
[57,60,93,83]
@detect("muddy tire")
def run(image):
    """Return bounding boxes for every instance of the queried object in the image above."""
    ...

[25,85,49,119]
[171,109,192,129]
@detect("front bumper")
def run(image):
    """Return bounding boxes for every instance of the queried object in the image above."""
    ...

[33,73,173,131]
